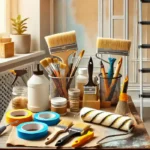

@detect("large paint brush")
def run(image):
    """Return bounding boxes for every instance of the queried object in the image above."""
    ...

[45,120,73,145]
[55,122,90,146]
[45,31,77,75]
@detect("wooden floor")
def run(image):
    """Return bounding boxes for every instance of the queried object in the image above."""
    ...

[137,107,150,136]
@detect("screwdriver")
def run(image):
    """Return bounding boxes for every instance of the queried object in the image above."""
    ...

[0,120,19,135]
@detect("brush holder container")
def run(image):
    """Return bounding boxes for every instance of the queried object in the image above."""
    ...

[49,76,75,100]
[99,73,122,107]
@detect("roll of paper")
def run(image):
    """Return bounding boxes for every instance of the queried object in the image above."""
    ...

[80,107,133,131]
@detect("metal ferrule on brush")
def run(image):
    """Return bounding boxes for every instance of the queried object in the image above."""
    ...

[98,48,129,56]
[49,43,78,54]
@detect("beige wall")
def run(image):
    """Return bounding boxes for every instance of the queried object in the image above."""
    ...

[10,0,50,53]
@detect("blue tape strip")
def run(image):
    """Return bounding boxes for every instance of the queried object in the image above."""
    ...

[34,111,60,126]
[17,121,48,140]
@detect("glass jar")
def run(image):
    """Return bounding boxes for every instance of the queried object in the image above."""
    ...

[12,86,28,109]
[12,86,27,98]
[76,68,88,100]
[68,88,80,112]
[51,97,67,116]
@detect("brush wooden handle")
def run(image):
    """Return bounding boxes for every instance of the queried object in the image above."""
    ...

[45,128,65,145]
[55,130,80,146]
[51,50,76,76]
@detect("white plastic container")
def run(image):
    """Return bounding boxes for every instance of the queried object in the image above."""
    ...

[27,64,50,112]
[76,68,88,100]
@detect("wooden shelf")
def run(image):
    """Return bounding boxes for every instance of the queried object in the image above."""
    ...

[0,51,46,72]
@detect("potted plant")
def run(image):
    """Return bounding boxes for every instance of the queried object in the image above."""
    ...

[10,15,31,54]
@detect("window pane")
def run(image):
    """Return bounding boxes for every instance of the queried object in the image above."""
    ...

[0,0,6,33]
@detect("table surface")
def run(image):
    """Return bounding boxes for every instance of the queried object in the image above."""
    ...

[0,96,150,149]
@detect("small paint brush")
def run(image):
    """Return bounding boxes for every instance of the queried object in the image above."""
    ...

[55,122,90,146]
[108,57,116,84]
[115,76,129,115]
[83,57,97,101]
[45,120,73,145]
[67,52,76,77]
[40,59,52,75]
[67,50,85,89]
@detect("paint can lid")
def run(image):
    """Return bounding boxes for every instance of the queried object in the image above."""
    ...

[51,97,67,106]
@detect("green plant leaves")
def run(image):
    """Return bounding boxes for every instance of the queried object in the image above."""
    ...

[11,15,29,35]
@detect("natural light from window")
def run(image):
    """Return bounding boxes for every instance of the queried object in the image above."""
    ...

[0,0,6,34]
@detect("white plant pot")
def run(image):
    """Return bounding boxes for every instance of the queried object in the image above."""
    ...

[10,34,31,54]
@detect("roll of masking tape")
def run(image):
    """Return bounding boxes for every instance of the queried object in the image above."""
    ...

[17,121,48,140]
[6,109,32,126]
[33,111,60,126]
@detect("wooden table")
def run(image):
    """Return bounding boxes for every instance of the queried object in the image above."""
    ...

[0,96,150,149]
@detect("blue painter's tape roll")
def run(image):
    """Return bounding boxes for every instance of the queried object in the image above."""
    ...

[17,121,48,140]
[34,111,60,126]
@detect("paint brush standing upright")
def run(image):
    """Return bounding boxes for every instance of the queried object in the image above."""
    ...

[67,50,85,89]
[106,57,123,101]
[108,57,116,85]
[83,57,98,101]
[115,76,129,115]
[100,61,109,95]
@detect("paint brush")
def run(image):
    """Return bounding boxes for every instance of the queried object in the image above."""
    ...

[67,50,85,89]
[115,76,129,115]
[45,120,73,145]
[106,57,123,101]
[100,61,109,95]
[55,122,90,146]
[110,57,123,89]
[72,130,94,148]
[67,52,76,77]
[83,57,97,101]
[96,38,131,56]
[108,57,116,84]
[45,31,77,75]
[70,50,85,78]
[40,59,52,75]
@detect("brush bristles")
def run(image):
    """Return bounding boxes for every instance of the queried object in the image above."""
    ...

[53,58,58,63]
[45,30,76,48]
[46,58,52,64]
[97,38,131,51]
[79,50,85,58]
[115,101,129,116]
[59,62,66,69]
[40,59,49,68]
[58,120,73,128]
[72,123,90,132]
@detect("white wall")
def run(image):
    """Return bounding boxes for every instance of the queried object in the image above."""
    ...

[17,0,40,52]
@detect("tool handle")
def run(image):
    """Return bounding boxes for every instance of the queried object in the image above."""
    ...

[56,130,80,146]
[72,131,94,148]
[87,57,94,84]
[45,129,65,145]
[0,126,6,135]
